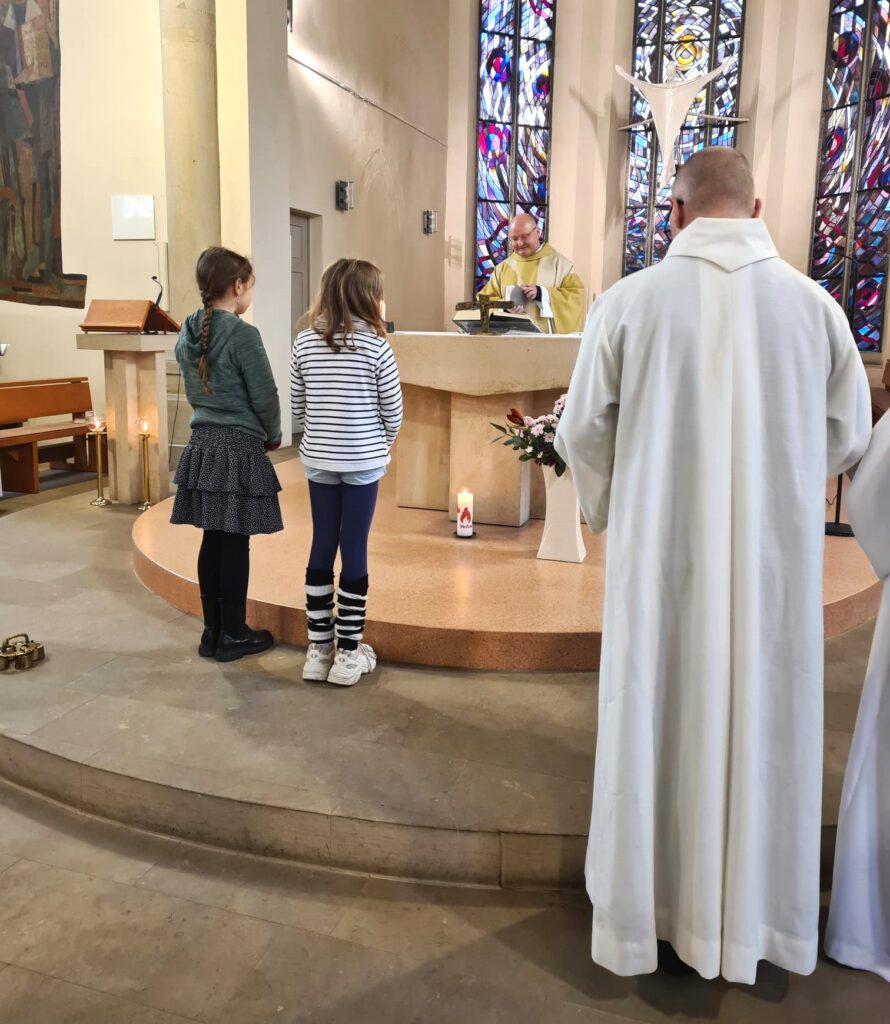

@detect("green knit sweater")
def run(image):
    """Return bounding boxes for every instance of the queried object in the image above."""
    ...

[175,309,282,444]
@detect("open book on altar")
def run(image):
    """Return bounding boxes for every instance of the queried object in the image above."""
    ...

[452,308,542,335]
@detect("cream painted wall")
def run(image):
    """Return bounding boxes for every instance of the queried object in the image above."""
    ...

[0,0,168,409]
[287,0,449,333]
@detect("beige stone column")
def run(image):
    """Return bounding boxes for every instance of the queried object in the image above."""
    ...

[159,0,221,321]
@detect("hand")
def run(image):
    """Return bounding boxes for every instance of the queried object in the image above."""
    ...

[520,284,538,300]
[264,439,281,452]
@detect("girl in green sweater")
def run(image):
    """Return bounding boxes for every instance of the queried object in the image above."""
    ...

[171,247,283,662]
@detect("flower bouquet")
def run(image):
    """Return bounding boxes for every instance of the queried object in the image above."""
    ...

[491,393,568,477]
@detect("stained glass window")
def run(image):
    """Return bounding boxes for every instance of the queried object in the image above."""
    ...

[809,0,890,353]
[475,0,557,293]
[622,0,747,274]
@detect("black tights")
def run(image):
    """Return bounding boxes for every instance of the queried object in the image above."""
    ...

[198,530,250,606]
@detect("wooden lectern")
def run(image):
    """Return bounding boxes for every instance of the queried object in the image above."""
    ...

[80,299,180,335]
[77,301,181,505]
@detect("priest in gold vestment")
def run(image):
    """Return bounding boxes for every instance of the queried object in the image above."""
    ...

[477,213,585,334]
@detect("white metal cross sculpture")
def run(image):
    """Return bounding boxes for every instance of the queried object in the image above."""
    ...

[616,59,748,188]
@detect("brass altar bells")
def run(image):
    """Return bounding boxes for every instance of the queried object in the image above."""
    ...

[0,634,46,672]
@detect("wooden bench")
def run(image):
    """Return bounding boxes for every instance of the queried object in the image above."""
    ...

[0,377,104,494]
[871,361,890,425]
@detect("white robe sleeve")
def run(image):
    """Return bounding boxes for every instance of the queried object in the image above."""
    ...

[538,286,554,323]
[826,305,872,478]
[554,298,620,533]
[846,412,890,580]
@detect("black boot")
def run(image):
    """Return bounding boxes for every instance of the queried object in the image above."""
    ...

[198,596,221,658]
[216,602,274,662]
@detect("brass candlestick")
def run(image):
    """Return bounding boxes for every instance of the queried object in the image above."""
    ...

[136,417,152,511]
[87,411,111,508]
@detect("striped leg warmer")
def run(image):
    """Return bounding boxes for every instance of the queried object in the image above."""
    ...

[336,575,368,651]
[305,569,335,645]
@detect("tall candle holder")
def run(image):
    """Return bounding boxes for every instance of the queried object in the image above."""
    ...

[136,416,152,511]
[86,411,111,508]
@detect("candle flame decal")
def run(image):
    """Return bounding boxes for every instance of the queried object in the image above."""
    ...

[459,504,472,526]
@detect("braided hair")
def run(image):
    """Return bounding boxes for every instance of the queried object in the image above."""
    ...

[194,247,254,393]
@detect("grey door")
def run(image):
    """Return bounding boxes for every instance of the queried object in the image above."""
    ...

[290,213,310,435]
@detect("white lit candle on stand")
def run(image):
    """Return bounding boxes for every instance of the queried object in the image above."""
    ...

[136,416,152,511]
[456,488,474,538]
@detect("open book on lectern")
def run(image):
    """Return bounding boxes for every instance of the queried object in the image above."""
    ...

[452,308,542,335]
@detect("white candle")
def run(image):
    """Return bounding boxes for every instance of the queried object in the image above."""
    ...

[456,489,474,537]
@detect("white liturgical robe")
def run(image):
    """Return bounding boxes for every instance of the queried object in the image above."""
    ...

[825,411,890,982]
[555,218,871,984]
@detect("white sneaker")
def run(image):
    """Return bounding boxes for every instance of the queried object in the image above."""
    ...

[326,643,377,687]
[302,642,335,682]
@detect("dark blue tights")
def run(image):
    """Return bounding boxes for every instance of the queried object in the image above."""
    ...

[307,480,379,577]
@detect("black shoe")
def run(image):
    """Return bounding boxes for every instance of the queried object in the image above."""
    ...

[215,603,274,662]
[198,596,220,658]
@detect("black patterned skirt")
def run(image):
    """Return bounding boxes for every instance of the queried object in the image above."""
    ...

[170,425,283,536]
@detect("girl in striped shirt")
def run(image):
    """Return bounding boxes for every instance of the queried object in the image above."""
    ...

[291,259,403,686]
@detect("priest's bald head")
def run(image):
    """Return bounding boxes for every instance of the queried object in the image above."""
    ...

[508,213,542,257]
[669,148,762,237]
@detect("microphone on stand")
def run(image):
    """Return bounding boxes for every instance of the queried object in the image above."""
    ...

[151,275,164,309]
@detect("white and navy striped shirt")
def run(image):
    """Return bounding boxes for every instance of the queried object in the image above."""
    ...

[290,321,403,471]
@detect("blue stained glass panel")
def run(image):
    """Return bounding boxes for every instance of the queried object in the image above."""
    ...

[824,9,865,109]
[812,195,850,278]
[651,205,673,265]
[819,278,846,305]
[627,128,652,206]
[515,127,549,203]
[859,97,890,188]
[854,187,890,268]
[475,200,511,292]
[712,36,742,116]
[818,106,858,196]
[477,121,512,202]
[853,274,886,349]
[624,207,649,272]
[517,39,552,126]
[869,0,890,98]
[482,0,515,33]
[717,0,744,38]
[636,0,661,43]
[520,0,554,41]
[473,1,556,291]
[623,0,746,274]
[479,33,514,123]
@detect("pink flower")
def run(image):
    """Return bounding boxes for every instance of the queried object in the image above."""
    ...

[523,416,534,427]
[530,423,545,437]
[512,427,522,437]
[544,431,555,442]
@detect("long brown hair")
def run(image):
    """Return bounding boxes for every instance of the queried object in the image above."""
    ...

[194,246,253,392]
[304,258,386,353]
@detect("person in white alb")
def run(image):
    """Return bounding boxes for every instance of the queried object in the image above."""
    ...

[555,147,871,983]
[825,409,890,982]
[290,258,403,687]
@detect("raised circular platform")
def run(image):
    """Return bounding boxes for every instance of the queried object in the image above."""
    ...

[133,460,882,671]
[0,483,879,890]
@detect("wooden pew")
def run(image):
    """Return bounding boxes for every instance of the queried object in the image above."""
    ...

[871,360,890,425]
[0,377,103,494]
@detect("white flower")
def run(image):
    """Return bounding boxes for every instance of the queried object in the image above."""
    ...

[523,416,534,427]
[525,446,534,454]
